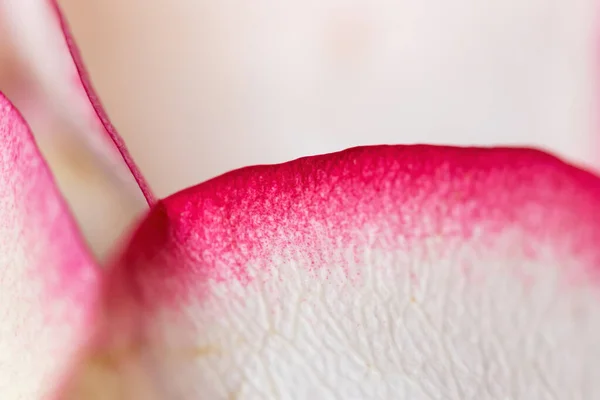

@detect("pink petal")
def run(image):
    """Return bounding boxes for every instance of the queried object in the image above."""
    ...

[0,93,100,398]
[76,145,600,397]
[1,0,155,204]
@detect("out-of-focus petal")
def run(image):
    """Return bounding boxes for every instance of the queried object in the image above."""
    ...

[55,0,600,196]
[1,0,155,204]
[0,5,147,259]
[74,146,600,398]
[0,93,100,398]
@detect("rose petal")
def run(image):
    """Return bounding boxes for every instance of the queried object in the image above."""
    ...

[0,93,100,398]
[1,0,155,204]
[74,146,600,398]
[50,1,600,196]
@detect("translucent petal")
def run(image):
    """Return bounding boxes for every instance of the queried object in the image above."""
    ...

[1,0,155,204]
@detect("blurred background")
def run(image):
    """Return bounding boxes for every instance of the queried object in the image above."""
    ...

[0,0,598,259]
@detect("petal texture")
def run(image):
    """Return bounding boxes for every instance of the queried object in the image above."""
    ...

[79,146,600,398]
[0,93,100,399]
[1,0,155,204]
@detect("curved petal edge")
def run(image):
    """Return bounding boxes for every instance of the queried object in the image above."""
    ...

[2,0,155,205]
[80,145,600,398]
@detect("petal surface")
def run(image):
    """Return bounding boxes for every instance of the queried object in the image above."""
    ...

[0,93,100,398]
[1,0,155,204]
[77,146,600,398]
